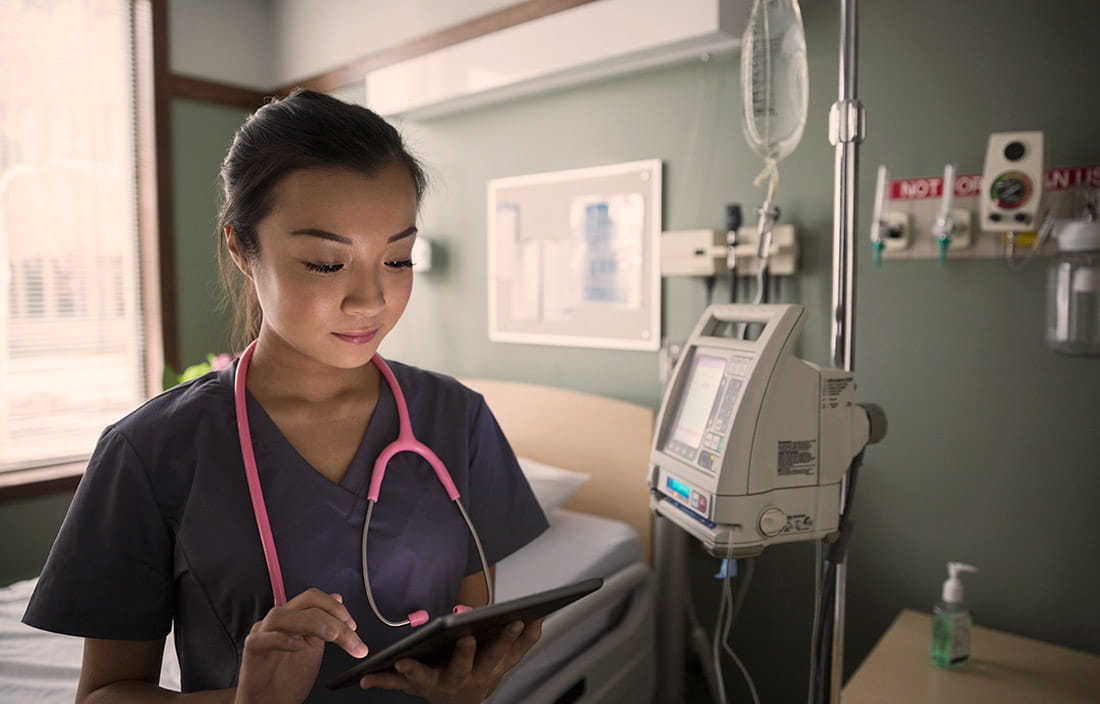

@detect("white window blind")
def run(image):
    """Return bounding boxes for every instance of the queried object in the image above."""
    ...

[0,0,147,472]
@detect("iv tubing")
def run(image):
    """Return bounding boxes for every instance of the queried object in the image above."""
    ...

[1004,210,1055,271]
[711,551,759,704]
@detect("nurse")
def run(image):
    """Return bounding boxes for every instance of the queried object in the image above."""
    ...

[23,89,549,703]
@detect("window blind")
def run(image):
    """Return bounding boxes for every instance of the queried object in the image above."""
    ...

[0,0,147,471]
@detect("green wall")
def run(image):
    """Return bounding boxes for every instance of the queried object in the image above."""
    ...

[4,1,1098,701]
[833,0,1099,679]
[171,99,247,368]
[0,492,74,585]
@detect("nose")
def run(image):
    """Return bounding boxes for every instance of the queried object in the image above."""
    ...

[342,270,386,318]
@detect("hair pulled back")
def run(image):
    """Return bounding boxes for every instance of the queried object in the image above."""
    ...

[217,88,426,350]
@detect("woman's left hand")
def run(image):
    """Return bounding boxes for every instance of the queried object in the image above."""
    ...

[358,619,543,703]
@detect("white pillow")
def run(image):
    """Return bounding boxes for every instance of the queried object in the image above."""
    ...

[517,456,591,512]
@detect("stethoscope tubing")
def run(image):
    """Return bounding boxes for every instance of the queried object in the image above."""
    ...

[234,341,288,606]
[234,340,494,624]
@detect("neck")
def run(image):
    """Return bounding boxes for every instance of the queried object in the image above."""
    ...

[245,332,380,407]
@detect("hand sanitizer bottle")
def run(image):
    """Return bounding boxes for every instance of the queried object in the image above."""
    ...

[931,562,978,668]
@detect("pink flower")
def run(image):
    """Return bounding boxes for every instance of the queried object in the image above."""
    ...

[210,353,234,371]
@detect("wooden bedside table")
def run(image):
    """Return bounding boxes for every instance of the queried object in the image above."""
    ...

[843,609,1100,703]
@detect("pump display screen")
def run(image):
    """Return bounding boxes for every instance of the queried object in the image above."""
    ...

[670,354,726,449]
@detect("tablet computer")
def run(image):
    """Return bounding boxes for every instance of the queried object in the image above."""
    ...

[326,577,602,690]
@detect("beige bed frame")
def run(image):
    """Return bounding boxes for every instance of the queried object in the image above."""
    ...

[462,379,656,563]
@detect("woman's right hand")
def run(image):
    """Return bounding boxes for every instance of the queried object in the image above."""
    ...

[234,588,369,704]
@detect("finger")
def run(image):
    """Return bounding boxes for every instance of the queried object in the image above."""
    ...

[260,605,347,640]
[243,630,309,655]
[285,588,357,630]
[442,635,477,683]
[496,619,542,671]
[474,621,523,672]
[359,669,415,693]
[398,657,445,690]
[513,619,543,656]
[260,606,368,658]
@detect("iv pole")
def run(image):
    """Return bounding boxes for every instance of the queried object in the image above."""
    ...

[655,2,863,702]
[828,0,863,701]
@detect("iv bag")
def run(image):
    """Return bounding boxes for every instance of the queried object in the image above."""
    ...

[740,0,809,163]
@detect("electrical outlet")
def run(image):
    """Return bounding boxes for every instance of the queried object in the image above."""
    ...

[661,229,725,276]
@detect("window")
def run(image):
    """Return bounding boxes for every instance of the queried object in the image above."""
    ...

[0,0,155,472]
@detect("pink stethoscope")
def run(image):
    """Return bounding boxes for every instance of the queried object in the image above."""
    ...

[233,340,494,627]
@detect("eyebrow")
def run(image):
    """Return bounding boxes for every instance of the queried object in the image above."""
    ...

[290,226,418,244]
[387,226,418,243]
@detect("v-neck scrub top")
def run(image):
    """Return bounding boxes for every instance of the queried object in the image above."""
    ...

[23,360,549,703]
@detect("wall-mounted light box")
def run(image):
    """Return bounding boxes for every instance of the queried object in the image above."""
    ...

[365,0,751,119]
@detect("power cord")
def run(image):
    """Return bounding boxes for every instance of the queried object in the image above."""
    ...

[712,554,760,704]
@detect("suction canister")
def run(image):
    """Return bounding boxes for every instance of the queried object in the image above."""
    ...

[1047,219,1100,356]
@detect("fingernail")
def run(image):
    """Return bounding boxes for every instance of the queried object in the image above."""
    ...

[354,639,369,658]
[509,622,524,635]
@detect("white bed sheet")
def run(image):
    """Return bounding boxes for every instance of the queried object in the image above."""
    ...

[0,508,641,702]
[496,507,642,600]
[489,508,644,702]
[0,578,181,701]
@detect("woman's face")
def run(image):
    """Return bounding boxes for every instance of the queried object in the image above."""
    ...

[232,164,419,371]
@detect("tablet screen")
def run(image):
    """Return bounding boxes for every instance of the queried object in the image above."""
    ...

[326,577,602,690]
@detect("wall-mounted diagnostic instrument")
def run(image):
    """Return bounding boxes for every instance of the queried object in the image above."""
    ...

[648,304,886,557]
[980,131,1045,231]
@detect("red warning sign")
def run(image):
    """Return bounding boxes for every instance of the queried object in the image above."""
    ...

[888,164,1100,200]
[1045,165,1100,191]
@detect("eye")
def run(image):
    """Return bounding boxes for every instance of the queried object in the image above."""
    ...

[385,259,415,270]
[304,262,344,274]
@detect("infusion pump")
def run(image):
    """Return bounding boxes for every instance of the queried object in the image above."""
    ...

[648,304,886,557]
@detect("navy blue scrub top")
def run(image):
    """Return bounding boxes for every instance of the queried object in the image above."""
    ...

[24,359,548,703]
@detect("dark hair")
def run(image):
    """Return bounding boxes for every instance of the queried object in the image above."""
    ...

[217,88,427,350]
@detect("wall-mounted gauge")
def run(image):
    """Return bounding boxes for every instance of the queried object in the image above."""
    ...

[980,132,1045,232]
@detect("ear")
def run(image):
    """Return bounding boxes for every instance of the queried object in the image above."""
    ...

[224,226,252,278]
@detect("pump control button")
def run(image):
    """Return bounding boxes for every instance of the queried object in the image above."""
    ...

[759,507,786,537]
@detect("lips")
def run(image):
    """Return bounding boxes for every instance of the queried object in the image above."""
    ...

[333,329,378,344]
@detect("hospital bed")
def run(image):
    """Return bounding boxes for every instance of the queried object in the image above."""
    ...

[0,378,657,704]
